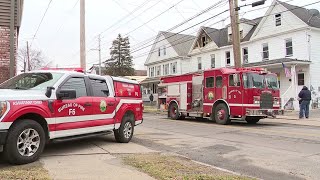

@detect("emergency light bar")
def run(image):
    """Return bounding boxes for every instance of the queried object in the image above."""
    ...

[40,67,84,73]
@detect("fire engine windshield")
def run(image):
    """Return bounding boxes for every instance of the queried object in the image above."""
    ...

[0,73,63,90]
[265,74,279,90]
[244,73,264,89]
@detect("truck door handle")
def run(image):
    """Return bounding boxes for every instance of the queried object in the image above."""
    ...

[84,102,92,107]
[107,102,115,106]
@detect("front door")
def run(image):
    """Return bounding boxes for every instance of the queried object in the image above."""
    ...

[89,78,117,129]
[52,76,93,138]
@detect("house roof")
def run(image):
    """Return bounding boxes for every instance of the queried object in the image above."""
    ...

[278,0,320,28]
[201,17,263,48]
[161,31,196,56]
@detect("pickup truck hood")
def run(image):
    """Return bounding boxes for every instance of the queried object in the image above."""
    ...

[0,89,48,101]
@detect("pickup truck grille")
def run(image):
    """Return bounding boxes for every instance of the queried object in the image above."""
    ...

[260,92,273,109]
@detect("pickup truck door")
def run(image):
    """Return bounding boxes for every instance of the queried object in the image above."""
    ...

[52,76,93,138]
[89,78,117,129]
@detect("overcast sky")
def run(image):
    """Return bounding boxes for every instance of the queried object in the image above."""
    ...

[18,0,320,70]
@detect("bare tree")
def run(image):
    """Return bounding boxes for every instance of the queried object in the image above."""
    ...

[18,45,47,72]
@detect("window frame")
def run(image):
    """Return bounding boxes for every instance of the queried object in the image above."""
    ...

[225,51,231,66]
[216,76,223,88]
[285,38,293,57]
[205,77,215,88]
[242,47,248,64]
[210,54,215,68]
[229,74,241,87]
[262,43,269,60]
[197,57,202,70]
[275,13,282,26]
[59,76,89,98]
[298,73,305,86]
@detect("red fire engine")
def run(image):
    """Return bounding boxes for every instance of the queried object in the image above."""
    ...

[0,69,143,164]
[159,67,283,125]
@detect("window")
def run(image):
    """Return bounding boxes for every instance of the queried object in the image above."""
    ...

[90,79,109,97]
[240,30,243,39]
[216,76,223,88]
[171,62,177,74]
[298,73,305,86]
[151,67,155,77]
[201,35,208,47]
[226,51,231,66]
[206,77,214,88]
[285,38,293,56]
[210,54,215,68]
[163,46,166,55]
[275,14,281,26]
[243,47,248,63]
[229,74,240,87]
[228,34,232,42]
[262,43,269,60]
[164,64,169,75]
[158,47,161,56]
[197,57,202,70]
[61,77,87,98]
[156,66,161,76]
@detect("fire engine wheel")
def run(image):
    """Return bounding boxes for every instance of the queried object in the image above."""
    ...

[4,120,46,165]
[214,103,231,125]
[245,117,260,124]
[114,113,135,143]
[169,103,180,120]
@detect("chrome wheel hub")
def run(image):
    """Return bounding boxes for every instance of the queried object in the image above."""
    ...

[17,128,40,157]
[123,122,132,139]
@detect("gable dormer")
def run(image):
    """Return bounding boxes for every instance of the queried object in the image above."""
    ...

[227,19,257,42]
[194,28,212,49]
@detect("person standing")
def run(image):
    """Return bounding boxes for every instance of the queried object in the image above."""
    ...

[298,86,312,119]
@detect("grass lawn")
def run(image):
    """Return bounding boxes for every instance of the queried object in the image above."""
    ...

[122,153,255,180]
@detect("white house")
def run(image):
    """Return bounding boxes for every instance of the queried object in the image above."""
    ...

[143,0,320,110]
[141,31,195,103]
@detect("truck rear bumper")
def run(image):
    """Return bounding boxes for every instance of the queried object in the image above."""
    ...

[246,109,284,116]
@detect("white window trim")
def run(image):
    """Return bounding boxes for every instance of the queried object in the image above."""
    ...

[285,38,293,57]
[262,43,269,60]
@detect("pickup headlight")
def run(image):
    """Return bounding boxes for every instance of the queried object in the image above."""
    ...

[0,101,8,118]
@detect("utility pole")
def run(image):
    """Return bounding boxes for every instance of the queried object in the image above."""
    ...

[80,0,86,70]
[9,0,15,78]
[98,34,102,75]
[229,0,242,68]
[26,41,30,71]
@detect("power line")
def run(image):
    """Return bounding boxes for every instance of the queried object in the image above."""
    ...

[30,0,53,48]
[130,0,228,51]
[132,0,320,59]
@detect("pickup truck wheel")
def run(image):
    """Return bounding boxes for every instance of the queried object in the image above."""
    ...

[4,120,45,165]
[214,103,231,125]
[114,114,134,143]
[246,117,260,124]
[169,103,180,120]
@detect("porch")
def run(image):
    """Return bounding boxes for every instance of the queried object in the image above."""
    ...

[140,77,160,107]
[244,58,312,110]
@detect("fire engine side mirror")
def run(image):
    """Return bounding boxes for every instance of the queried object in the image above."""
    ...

[45,86,55,98]
[56,89,77,100]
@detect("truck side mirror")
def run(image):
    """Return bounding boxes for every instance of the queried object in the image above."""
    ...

[56,89,77,100]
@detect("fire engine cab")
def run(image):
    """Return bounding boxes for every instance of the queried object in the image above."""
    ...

[159,67,283,125]
[0,70,143,164]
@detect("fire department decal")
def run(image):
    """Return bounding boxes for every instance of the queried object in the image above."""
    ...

[58,103,86,113]
[100,100,107,112]
[208,91,214,100]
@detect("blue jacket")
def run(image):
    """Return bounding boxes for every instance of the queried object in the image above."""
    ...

[298,86,311,102]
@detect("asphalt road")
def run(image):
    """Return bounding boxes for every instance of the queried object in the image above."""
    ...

[133,113,320,180]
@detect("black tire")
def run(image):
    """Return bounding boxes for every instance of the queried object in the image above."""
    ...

[214,103,231,125]
[246,117,260,124]
[114,113,135,143]
[168,103,180,120]
[3,120,46,165]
